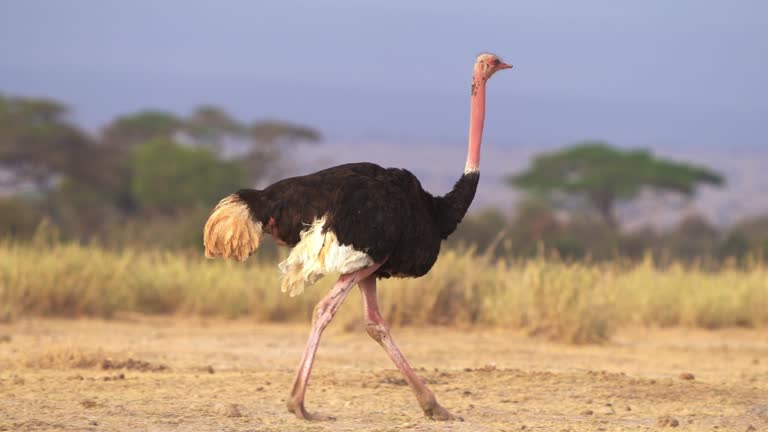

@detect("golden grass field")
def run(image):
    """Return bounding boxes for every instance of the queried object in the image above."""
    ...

[1,318,767,431]
[1,241,768,430]
[1,241,767,343]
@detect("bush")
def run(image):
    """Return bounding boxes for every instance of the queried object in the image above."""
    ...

[131,139,245,212]
[0,198,45,239]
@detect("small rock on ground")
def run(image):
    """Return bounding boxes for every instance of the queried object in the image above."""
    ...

[214,403,243,418]
[657,415,679,427]
[748,404,768,418]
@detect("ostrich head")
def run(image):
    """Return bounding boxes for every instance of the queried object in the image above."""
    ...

[474,53,513,81]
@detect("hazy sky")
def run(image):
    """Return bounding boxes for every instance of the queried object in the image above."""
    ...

[1,0,767,148]
[1,1,767,225]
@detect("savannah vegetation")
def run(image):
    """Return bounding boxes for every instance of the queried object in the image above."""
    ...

[2,233,767,344]
[1,93,768,343]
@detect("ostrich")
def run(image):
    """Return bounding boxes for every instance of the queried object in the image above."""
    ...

[203,53,512,421]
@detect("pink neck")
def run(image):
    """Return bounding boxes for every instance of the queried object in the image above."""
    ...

[464,76,486,174]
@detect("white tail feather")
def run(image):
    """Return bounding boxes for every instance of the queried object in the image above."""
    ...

[279,216,373,296]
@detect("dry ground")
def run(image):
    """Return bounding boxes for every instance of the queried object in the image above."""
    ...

[0,318,766,432]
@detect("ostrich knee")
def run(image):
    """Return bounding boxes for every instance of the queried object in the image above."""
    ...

[363,321,438,411]
[365,321,389,345]
[312,299,335,330]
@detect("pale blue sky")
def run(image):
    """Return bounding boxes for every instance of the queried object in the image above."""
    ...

[1,0,767,147]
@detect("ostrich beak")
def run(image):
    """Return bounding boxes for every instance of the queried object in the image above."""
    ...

[497,62,513,70]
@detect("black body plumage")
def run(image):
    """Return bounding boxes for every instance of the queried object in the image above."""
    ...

[236,162,479,279]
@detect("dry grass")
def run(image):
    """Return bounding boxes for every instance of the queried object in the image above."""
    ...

[21,346,168,371]
[21,346,112,369]
[1,240,767,343]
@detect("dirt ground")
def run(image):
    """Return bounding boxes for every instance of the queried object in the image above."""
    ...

[0,318,766,432]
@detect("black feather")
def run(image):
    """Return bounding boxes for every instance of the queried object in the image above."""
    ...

[235,162,480,279]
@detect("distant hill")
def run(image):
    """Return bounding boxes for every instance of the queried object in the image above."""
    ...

[289,139,768,229]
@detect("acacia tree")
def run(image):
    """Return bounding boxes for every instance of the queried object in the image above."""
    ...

[182,108,322,185]
[131,139,245,213]
[0,95,105,201]
[100,106,322,209]
[507,142,725,228]
[102,111,182,149]
[183,105,243,153]
[246,120,321,184]
[0,94,125,234]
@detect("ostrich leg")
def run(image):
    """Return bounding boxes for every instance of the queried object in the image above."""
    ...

[358,276,459,421]
[287,263,382,421]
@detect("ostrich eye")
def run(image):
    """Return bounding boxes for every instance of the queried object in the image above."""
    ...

[493,59,500,66]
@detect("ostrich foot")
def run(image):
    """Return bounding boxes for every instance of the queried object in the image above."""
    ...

[425,403,463,421]
[287,400,336,421]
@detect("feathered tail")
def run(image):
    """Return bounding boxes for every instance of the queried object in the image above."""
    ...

[203,194,263,261]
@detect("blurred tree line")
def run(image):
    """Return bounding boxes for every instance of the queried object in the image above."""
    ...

[449,143,766,264]
[1,93,766,263]
[449,206,768,265]
[0,94,319,249]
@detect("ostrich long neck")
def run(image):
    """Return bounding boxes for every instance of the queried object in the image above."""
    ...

[434,69,486,238]
[464,75,487,173]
